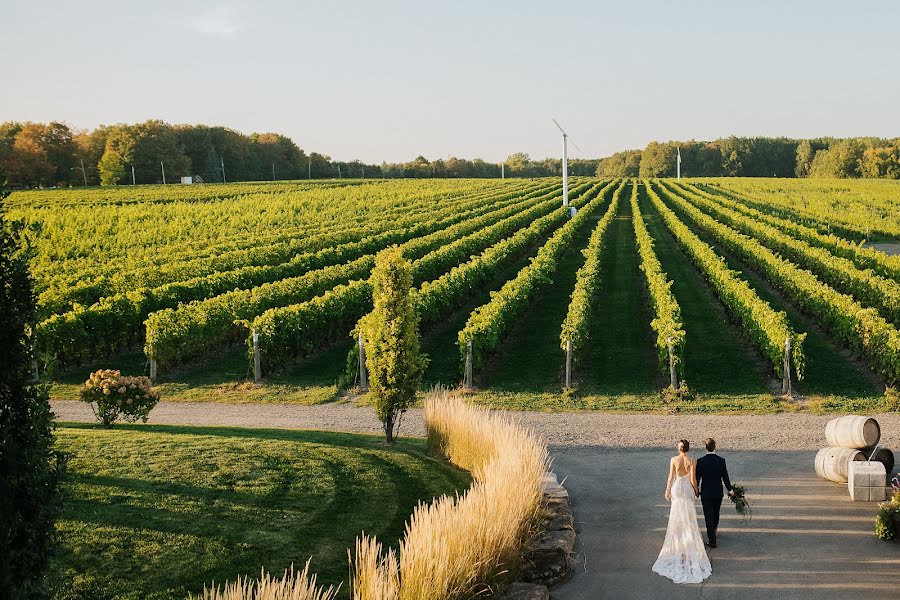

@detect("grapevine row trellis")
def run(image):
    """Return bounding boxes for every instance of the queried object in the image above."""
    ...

[15,175,900,396]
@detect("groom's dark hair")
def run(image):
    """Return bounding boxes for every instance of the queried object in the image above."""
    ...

[704,438,716,452]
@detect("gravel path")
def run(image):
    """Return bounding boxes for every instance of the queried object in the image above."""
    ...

[51,400,900,451]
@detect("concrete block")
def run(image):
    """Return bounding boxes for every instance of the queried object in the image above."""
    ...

[849,461,886,487]
[848,462,887,501]
[849,484,870,501]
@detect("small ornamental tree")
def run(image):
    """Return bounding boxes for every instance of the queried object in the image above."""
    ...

[0,219,66,599]
[361,247,427,443]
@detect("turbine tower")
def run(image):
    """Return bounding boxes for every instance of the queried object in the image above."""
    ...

[552,118,570,207]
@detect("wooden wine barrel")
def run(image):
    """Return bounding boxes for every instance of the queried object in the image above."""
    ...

[865,447,895,473]
[814,447,865,483]
[824,415,880,449]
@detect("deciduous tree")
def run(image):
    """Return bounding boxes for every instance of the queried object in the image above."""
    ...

[360,248,427,443]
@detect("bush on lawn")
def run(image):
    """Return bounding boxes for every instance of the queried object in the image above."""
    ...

[80,369,159,427]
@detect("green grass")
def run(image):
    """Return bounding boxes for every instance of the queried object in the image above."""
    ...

[478,203,600,393]
[49,342,352,405]
[639,188,773,395]
[50,423,470,600]
[578,196,659,395]
[659,186,884,401]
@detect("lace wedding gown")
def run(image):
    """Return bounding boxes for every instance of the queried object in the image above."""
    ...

[651,474,712,583]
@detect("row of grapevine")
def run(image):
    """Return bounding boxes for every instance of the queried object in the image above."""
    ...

[631,182,685,383]
[559,180,625,356]
[665,181,900,326]
[645,182,805,380]
[20,179,499,266]
[38,180,545,315]
[415,180,617,326]
[684,182,900,284]
[144,183,574,368]
[3,178,363,209]
[250,182,608,372]
[39,183,560,363]
[708,179,900,239]
[19,179,516,308]
[458,180,620,372]
[44,179,535,292]
[656,182,900,386]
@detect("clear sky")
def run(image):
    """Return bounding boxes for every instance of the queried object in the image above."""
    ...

[2,0,898,163]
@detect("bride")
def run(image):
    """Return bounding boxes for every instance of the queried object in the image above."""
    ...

[651,439,712,584]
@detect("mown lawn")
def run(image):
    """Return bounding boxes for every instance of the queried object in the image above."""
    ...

[50,423,470,600]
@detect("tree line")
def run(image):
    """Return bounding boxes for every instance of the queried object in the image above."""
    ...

[596,136,900,179]
[5,121,897,188]
[0,120,599,189]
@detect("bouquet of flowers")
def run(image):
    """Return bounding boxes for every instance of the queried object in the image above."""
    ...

[729,483,751,523]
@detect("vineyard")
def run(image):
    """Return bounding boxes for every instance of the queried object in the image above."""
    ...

[7,176,900,412]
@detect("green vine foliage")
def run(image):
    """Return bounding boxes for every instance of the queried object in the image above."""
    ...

[44,184,555,366]
[647,181,805,381]
[360,248,428,442]
[559,180,626,356]
[631,182,686,375]
[248,183,591,373]
[689,182,900,283]
[666,181,900,326]
[32,180,541,316]
[145,185,562,369]
[459,179,621,373]
[656,180,900,387]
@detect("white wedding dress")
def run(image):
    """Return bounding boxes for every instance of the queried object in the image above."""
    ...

[651,473,712,583]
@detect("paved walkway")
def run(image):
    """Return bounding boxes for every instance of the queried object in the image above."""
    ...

[552,448,899,600]
[52,401,900,598]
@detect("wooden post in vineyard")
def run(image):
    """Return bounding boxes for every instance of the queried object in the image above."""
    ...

[464,340,473,388]
[667,337,679,391]
[782,337,792,397]
[252,328,262,382]
[565,339,573,388]
[149,356,157,382]
[358,331,368,391]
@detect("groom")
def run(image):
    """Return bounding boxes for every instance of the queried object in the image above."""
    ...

[695,438,733,548]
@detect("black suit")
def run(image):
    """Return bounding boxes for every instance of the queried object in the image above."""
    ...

[695,453,732,545]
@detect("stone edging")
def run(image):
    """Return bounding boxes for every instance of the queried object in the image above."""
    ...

[500,471,575,599]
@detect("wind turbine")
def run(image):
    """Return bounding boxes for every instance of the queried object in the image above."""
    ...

[552,118,581,207]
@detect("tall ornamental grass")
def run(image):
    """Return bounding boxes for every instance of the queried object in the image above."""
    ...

[189,560,338,600]
[352,389,550,599]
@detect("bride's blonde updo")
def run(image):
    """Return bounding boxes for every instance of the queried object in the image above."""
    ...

[677,439,690,453]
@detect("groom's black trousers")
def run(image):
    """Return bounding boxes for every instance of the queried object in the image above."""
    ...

[701,496,723,544]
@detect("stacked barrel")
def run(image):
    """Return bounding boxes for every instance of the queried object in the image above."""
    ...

[814,415,894,484]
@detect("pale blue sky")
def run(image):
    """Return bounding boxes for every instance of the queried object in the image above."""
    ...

[1,1,897,163]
